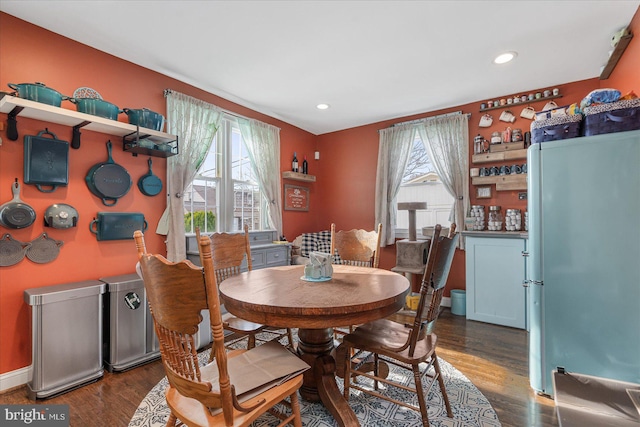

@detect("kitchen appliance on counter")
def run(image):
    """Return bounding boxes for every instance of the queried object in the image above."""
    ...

[527,129,640,396]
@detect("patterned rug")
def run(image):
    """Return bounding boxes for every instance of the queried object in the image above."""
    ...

[129,331,501,427]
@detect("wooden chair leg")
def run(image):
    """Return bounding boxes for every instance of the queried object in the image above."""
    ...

[343,345,352,400]
[247,334,256,349]
[433,353,453,418]
[290,391,302,427]
[373,353,380,391]
[412,363,430,427]
[165,412,177,427]
[287,328,294,348]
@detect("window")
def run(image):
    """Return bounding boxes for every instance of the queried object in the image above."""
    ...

[395,134,454,236]
[183,116,266,234]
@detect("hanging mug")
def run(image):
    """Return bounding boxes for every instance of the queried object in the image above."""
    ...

[479,114,493,127]
[499,110,516,123]
[520,106,536,120]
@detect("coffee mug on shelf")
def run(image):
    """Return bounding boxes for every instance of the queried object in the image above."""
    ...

[510,164,522,174]
[499,165,510,175]
[522,163,527,173]
[480,167,490,177]
[490,166,500,176]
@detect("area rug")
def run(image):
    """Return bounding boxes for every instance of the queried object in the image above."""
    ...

[129,331,501,427]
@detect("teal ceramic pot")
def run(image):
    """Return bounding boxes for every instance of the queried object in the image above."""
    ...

[123,108,165,131]
[70,98,122,120]
[7,82,67,107]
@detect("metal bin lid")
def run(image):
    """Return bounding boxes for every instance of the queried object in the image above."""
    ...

[24,280,106,306]
[99,273,143,292]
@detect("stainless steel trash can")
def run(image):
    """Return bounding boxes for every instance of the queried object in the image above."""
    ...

[100,274,160,372]
[24,280,106,399]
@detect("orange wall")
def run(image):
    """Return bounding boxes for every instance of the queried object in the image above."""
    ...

[0,13,316,374]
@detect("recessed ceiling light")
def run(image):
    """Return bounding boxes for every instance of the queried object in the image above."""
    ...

[316,103,330,110]
[494,51,517,64]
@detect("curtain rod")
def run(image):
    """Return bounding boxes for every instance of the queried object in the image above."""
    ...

[163,88,265,125]
[380,111,471,131]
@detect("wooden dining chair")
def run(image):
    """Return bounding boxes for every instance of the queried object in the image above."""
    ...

[208,226,294,351]
[330,223,382,268]
[330,223,382,339]
[134,230,305,427]
[339,224,458,427]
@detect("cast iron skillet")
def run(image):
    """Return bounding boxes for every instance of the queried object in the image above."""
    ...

[137,158,163,196]
[0,180,36,229]
[86,140,132,206]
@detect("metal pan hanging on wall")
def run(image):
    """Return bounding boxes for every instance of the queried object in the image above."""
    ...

[89,212,147,241]
[0,180,36,229]
[23,128,69,193]
[137,158,163,196]
[85,140,132,206]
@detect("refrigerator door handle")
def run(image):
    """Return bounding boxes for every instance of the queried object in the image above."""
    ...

[523,279,543,287]
[522,251,529,257]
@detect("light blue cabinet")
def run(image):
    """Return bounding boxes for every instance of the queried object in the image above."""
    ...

[464,234,527,329]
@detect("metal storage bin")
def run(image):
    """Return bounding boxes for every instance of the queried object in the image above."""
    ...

[24,280,106,399]
[99,274,160,372]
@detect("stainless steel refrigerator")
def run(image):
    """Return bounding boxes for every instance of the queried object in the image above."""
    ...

[527,129,640,395]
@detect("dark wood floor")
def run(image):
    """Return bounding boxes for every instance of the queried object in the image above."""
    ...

[0,309,558,427]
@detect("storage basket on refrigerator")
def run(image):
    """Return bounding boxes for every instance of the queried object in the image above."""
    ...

[583,98,640,136]
[531,114,582,144]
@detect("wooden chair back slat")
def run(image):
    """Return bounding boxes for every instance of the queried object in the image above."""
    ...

[210,225,253,273]
[409,224,459,356]
[330,223,382,268]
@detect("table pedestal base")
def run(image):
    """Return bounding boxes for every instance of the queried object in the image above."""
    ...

[297,328,359,427]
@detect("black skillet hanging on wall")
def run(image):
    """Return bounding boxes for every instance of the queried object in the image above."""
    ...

[85,140,132,206]
[137,158,163,196]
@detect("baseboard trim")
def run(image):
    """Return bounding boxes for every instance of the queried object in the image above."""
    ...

[0,365,31,393]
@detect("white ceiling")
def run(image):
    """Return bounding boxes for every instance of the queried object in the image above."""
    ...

[1,1,638,135]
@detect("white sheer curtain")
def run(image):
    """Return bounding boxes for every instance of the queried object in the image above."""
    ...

[156,91,223,261]
[416,114,469,248]
[374,124,415,247]
[237,118,283,237]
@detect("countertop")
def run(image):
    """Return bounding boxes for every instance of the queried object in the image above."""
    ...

[461,230,528,239]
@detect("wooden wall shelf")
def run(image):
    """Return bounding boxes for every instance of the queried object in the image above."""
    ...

[472,174,527,191]
[472,148,528,164]
[480,95,562,112]
[0,94,178,156]
[282,171,316,182]
[600,32,633,80]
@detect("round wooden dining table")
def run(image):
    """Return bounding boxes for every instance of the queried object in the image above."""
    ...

[219,264,410,427]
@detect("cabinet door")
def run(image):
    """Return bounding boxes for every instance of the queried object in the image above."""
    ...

[466,237,526,329]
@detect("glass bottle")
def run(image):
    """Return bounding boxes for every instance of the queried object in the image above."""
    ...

[302,155,308,174]
[292,152,298,172]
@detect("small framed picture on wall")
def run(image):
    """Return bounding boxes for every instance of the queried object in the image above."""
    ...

[284,184,309,211]
[476,186,492,199]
